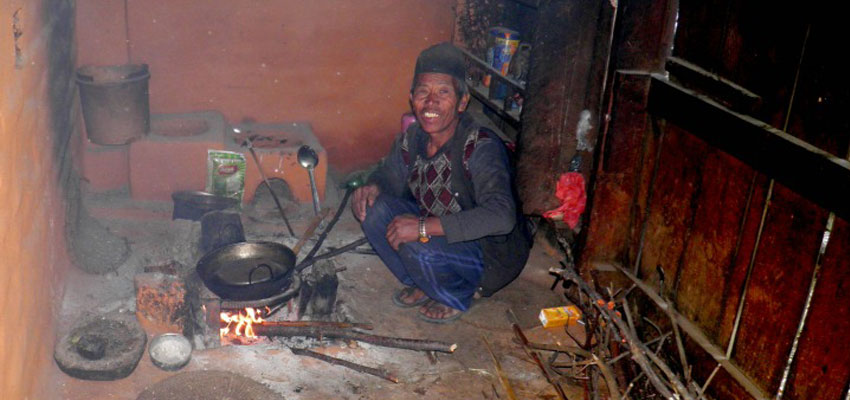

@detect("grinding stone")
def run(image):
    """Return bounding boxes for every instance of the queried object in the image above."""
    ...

[54,311,146,381]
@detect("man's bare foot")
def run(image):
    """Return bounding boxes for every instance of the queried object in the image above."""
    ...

[418,300,463,324]
[392,286,429,308]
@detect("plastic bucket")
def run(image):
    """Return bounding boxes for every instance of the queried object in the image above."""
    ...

[76,64,150,145]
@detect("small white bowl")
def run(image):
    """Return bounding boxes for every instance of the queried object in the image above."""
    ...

[149,333,192,371]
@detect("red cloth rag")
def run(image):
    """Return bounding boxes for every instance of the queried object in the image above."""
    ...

[542,172,587,229]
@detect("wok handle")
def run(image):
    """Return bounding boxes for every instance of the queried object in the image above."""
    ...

[248,263,274,284]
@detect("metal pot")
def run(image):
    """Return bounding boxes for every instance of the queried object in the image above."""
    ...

[196,241,296,301]
[149,333,192,371]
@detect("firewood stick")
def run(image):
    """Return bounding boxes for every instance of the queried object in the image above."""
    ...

[482,335,517,400]
[254,325,456,353]
[507,309,568,400]
[289,347,399,383]
[292,208,331,255]
[260,320,374,330]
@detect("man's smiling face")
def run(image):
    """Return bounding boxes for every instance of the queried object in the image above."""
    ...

[410,73,470,138]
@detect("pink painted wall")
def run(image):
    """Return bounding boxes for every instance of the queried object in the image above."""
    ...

[0,1,73,398]
[76,0,457,172]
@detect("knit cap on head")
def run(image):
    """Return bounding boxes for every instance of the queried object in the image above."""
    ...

[413,42,466,84]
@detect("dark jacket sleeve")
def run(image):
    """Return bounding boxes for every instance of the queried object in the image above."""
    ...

[367,132,410,197]
[440,137,516,243]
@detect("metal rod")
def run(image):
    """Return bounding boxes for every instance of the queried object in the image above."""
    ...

[781,24,811,133]
[299,187,354,268]
[775,207,835,399]
[247,146,295,236]
[776,31,843,392]
[727,179,774,358]
[307,168,321,216]
[296,237,367,272]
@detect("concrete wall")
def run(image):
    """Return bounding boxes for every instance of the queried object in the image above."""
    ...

[0,0,75,398]
[76,0,457,172]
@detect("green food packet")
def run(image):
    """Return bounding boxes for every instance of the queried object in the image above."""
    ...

[206,150,246,203]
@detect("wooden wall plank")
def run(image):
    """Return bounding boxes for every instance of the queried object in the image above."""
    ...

[731,184,828,393]
[786,217,850,399]
[675,148,761,343]
[634,124,707,290]
[580,73,652,267]
[647,77,850,221]
[712,172,770,351]
[673,1,807,127]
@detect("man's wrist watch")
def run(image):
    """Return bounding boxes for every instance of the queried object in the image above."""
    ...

[418,216,431,243]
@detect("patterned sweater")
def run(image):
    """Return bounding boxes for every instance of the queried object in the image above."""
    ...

[369,113,516,244]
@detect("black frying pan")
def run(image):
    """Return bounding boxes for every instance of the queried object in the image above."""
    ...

[196,186,366,301]
[196,241,297,301]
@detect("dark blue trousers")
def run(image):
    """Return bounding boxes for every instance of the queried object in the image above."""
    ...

[361,195,483,311]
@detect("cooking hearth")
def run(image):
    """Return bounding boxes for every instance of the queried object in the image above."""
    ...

[55,158,566,399]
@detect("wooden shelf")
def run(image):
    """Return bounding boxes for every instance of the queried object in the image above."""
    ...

[455,45,524,130]
[469,84,522,128]
[457,47,526,95]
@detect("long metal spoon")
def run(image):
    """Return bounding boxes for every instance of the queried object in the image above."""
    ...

[297,145,321,216]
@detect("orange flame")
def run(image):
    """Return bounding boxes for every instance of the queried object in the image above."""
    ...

[220,307,265,339]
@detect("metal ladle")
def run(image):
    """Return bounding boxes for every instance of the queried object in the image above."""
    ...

[297,145,321,216]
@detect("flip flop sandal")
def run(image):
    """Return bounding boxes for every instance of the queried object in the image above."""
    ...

[392,286,430,308]
[417,300,464,324]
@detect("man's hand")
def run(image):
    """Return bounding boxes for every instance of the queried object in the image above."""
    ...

[386,214,421,250]
[351,184,381,222]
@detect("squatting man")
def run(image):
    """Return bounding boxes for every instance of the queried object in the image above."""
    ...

[351,42,531,324]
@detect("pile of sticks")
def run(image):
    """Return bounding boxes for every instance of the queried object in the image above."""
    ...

[515,239,704,400]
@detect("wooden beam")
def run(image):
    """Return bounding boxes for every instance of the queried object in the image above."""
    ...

[647,75,850,220]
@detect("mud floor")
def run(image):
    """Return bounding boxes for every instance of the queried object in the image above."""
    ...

[52,180,583,399]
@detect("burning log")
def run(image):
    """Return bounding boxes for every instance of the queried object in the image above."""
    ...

[259,320,373,330]
[289,347,399,383]
[253,325,457,353]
